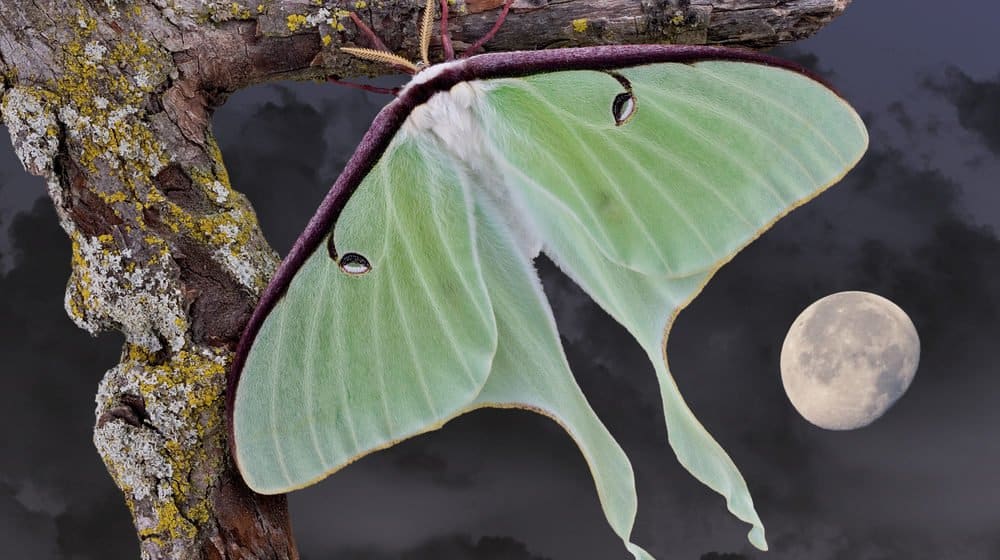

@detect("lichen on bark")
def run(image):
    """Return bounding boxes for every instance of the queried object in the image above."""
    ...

[1,2,287,557]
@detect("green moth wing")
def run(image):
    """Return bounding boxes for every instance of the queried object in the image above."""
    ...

[230,47,868,557]
[470,59,868,549]
[232,137,497,492]
[470,200,654,560]
[478,61,866,278]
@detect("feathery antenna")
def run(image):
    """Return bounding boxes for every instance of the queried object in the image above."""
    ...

[340,47,420,74]
[419,0,435,66]
[340,0,511,74]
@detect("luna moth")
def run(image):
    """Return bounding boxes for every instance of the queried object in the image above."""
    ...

[227,2,868,557]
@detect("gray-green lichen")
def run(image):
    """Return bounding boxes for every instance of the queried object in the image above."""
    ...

[95,346,229,551]
[249,0,357,42]
[1,88,60,175]
[2,4,275,352]
[68,232,188,352]
[1,4,281,554]
[194,0,261,22]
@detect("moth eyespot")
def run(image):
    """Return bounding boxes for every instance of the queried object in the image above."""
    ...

[612,92,636,126]
[339,252,372,275]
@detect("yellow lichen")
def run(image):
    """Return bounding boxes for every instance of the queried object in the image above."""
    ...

[38,10,267,542]
[229,2,252,18]
[670,12,685,25]
[354,0,367,8]
[101,191,128,204]
[322,34,333,46]
[49,11,170,194]
[325,8,351,32]
[121,347,228,541]
[151,140,253,253]
[204,136,233,190]
[70,236,93,303]
[140,494,197,541]
[286,13,308,31]
[572,18,588,33]
[0,64,18,86]
[145,186,167,205]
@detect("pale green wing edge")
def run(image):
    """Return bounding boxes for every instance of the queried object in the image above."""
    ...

[475,60,869,550]
[233,135,498,493]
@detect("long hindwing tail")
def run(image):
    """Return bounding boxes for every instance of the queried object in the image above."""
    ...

[232,136,497,493]
[476,60,868,550]
[531,211,767,549]
[469,198,654,560]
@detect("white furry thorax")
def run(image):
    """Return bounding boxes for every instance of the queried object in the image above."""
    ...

[398,68,543,259]
[401,76,493,164]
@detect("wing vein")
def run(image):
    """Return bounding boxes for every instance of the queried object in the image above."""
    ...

[694,66,850,165]
[331,279,363,454]
[641,88,792,208]
[650,84,822,199]
[386,258,440,418]
[381,163,464,418]
[302,260,333,467]
[417,149,491,390]
[266,306,296,487]
[372,173,396,437]
[514,86,695,269]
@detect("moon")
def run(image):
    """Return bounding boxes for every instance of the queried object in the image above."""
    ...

[780,291,920,430]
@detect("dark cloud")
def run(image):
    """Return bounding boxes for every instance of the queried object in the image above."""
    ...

[887,101,916,135]
[399,535,551,560]
[0,200,131,558]
[0,201,121,493]
[770,47,833,81]
[0,179,5,270]
[391,447,476,489]
[55,497,137,559]
[314,534,551,560]
[213,82,390,255]
[288,409,630,559]
[0,480,60,559]
[539,255,667,444]
[0,126,47,266]
[213,85,335,254]
[925,67,1000,155]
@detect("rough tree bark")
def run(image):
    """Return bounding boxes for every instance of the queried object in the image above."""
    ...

[0,0,851,558]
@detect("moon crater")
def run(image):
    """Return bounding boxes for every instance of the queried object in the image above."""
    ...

[780,291,920,430]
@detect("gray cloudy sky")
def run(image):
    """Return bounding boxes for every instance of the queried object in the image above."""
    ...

[1,1,999,558]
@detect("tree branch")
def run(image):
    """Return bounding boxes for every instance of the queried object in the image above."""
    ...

[0,0,851,558]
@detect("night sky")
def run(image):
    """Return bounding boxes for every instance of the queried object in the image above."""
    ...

[2,2,999,558]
